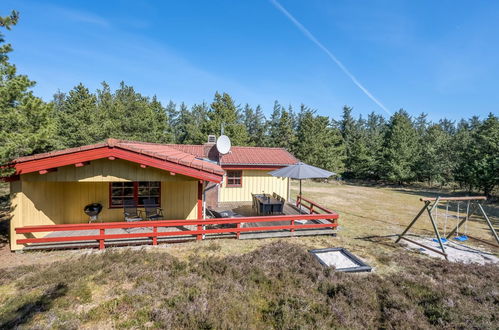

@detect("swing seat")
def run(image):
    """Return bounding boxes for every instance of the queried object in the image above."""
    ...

[432,238,448,244]
[454,235,468,242]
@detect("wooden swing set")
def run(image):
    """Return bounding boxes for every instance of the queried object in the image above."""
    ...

[396,196,499,260]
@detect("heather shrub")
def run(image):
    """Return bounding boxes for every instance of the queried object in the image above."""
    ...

[0,242,497,329]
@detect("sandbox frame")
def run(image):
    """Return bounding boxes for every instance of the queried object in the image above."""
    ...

[310,247,372,272]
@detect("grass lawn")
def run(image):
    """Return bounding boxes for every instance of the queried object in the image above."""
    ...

[0,181,498,328]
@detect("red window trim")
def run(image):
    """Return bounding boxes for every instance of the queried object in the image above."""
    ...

[226,170,242,188]
[108,181,161,209]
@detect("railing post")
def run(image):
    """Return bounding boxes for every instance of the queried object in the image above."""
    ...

[291,219,295,234]
[310,204,314,214]
[197,181,203,241]
[99,228,105,250]
[152,226,158,245]
[331,218,337,232]
[236,222,241,239]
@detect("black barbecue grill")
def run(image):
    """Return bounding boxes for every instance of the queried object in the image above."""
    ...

[84,203,103,223]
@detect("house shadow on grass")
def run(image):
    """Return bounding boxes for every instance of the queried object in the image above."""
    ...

[0,283,68,329]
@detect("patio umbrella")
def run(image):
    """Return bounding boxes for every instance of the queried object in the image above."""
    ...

[268,162,335,199]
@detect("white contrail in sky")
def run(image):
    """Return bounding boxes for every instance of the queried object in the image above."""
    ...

[269,0,391,115]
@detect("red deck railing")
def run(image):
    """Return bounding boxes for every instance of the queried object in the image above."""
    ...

[296,195,334,215]
[15,207,339,250]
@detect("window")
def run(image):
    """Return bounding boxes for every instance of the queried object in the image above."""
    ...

[226,170,242,187]
[110,182,161,208]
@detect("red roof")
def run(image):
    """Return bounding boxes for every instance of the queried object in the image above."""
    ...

[167,144,298,166]
[9,139,225,182]
[7,139,298,182]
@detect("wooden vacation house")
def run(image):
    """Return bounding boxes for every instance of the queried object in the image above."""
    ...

[3,138,338,251]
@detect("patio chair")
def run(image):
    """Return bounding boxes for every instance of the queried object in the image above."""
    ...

[251,193,257,211]
[123,199,143,222]
[270,199,284,215]
[143,198,164,220]
[206,207,239,229]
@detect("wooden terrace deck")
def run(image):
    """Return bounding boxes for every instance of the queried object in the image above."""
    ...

[16,198,338,251]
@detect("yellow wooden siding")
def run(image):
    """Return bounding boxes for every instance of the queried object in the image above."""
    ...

[10,162,200,250]
[219,170,289,202]
[22,158,192,182]
[9,180,23,251]
[162,181,198,220]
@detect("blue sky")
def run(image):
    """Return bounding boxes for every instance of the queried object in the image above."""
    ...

[1,0,498,121]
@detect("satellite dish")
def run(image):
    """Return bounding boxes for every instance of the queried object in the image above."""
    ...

[216,135,231,154]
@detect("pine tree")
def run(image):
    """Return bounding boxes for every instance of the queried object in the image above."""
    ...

[56,83,100,147]
[454,119,475,191]
[346,116,371,178]
[417,124,452,186]
[95,81,115,140]
[340,106,356,141]
[295,107,344,172]
[340,107,373,178]
[242,104,268,146]
[165,101,178,142]
[243,104,256,145]
[204,92,249,145]
[457,114,499,195]
[0,10,57,170]
[382,109,418,184]
[190,102,209,144]
[149,96,172,143]
[267,101,283,147]
[253,105,267,146]
[277,108,296,149]
[365,112,386,179]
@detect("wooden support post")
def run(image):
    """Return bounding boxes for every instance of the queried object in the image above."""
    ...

[290,219,295,234]
[399,236,448,257]
[426,204,447,259]
[331,218,338,232]
[395,201,430,243]
[467,235,499,248]
[197,181,203,240]
[477,203,499,245]
[236,223,241,239]
[152,226,158,245]
[99,228,105,250]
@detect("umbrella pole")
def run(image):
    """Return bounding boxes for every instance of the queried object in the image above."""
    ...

[299,180,302,206]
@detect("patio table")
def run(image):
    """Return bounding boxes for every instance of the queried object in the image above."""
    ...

[254,194,284,215]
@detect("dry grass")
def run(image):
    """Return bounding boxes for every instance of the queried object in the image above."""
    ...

[289,180,498,266]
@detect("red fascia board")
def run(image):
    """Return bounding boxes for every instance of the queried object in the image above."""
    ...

[111,149,222,182]
[14,147,111,174]
[14,147,223,183]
